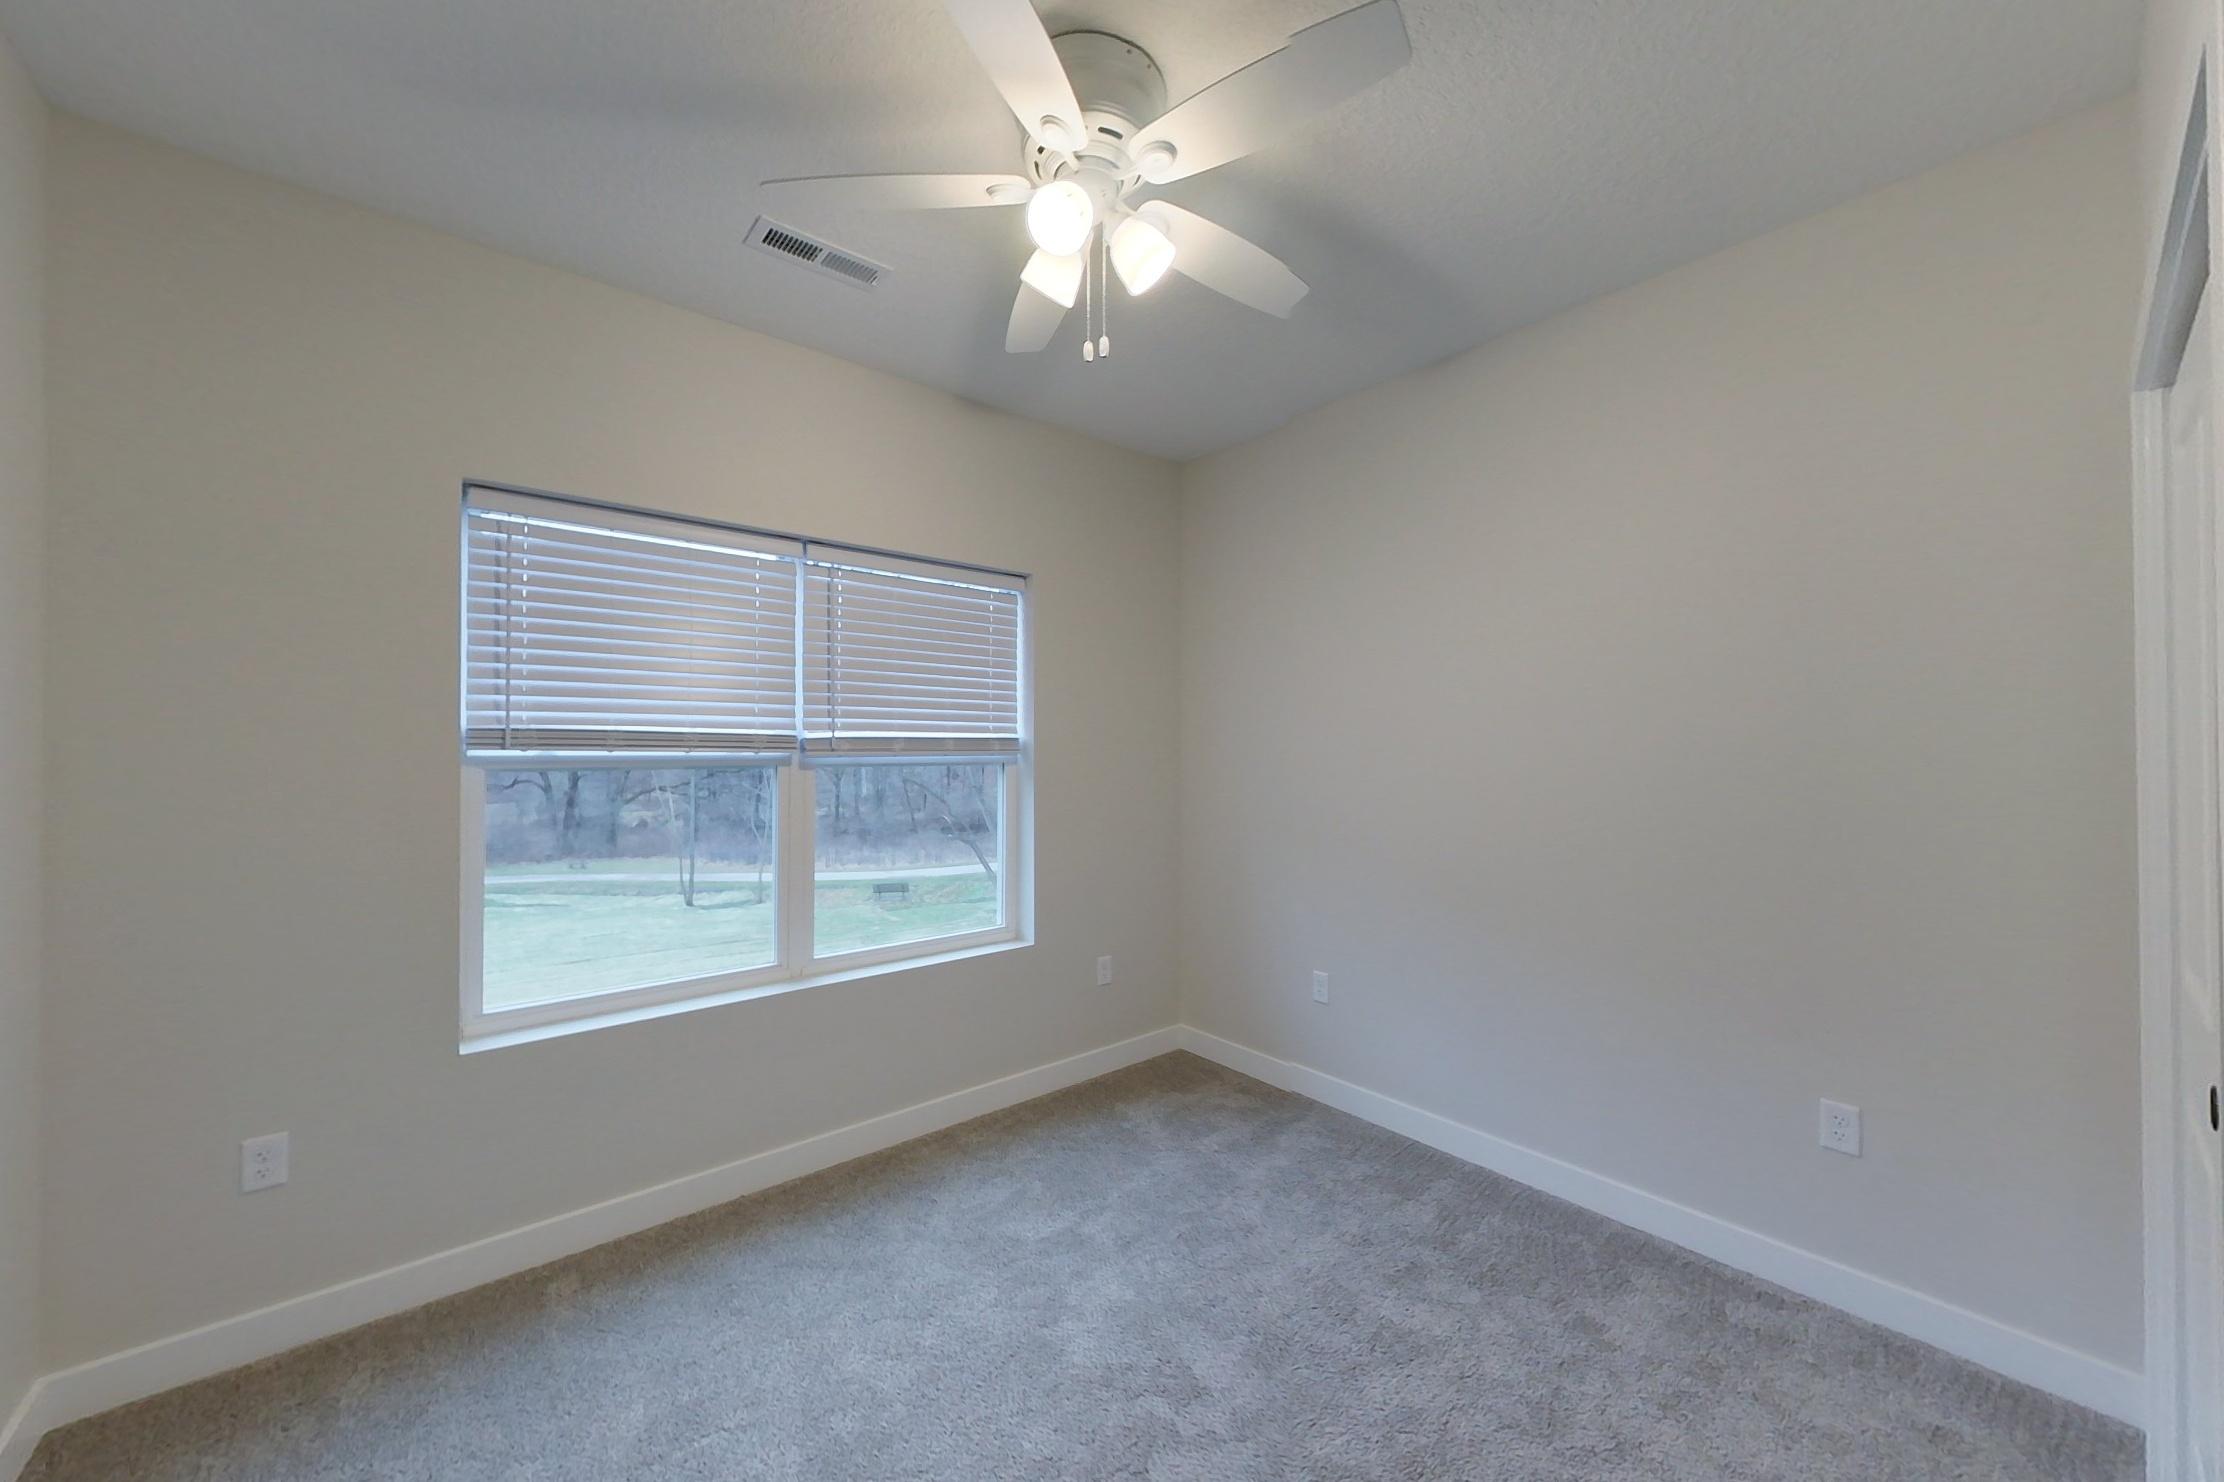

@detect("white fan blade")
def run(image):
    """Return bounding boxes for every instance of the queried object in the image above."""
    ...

[759,173,1032,212]
[1007,281,1070,352]
[943,0,1087,151]
[1128,0,1409,185]
[1151,203,1309,318]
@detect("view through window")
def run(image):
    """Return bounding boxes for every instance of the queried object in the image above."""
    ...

[813,763,1004,958]
[480,767,778,1011]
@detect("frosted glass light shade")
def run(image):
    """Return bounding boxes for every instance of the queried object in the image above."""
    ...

[1019,249,1084,309]
[1026,180,1095,257]
[1110,213,1176,296]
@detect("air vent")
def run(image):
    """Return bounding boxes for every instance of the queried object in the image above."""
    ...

[817,249,881,285]
[746,217,887,291]
[760,224,822,264]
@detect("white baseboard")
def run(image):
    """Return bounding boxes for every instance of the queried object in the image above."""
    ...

[0,1384,40,1482]
[1175,1026,2143,1428]
[0,1025,1184,1478]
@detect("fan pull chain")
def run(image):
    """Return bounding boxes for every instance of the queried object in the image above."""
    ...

[1081,227,1095,363]
[1077,227,1113,364]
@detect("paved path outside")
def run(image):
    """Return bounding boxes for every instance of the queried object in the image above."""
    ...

[490,863,986,884]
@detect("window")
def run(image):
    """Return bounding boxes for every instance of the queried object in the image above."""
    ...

[461,486,1026,1036]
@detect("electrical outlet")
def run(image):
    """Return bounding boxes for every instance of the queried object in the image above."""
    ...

[1819,1100,1861,1157]
[1311,970,1330,1005]
[241,1132,289,1192]
[1096,955,1114,987]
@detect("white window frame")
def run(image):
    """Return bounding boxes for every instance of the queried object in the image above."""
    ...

[457,486,1031,1046]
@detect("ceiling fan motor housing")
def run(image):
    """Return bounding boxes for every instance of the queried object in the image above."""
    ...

[1028,31,1167,188]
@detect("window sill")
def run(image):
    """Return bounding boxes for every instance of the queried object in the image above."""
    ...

[460,933,1030,1056]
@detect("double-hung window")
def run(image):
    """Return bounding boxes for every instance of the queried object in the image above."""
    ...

[460,484,1026,1037]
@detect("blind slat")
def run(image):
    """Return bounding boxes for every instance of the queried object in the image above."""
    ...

[466,582,796,628]
[466,604,796,651]
[463,544,797,595]
[467,653,800,684]
[801,580,1023,614]
[467,524,797,574]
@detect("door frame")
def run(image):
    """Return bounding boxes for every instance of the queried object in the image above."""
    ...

[2138,51,2221,1482]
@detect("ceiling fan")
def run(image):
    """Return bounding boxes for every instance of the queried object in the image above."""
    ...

[759,0,1410,360]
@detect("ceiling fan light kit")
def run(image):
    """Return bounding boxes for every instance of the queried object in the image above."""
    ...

[761,0,1410,362]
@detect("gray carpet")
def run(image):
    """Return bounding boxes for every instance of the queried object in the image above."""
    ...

[25,1052,2139,1481]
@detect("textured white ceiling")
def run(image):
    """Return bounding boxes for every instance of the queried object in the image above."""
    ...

[0,0,2140,459]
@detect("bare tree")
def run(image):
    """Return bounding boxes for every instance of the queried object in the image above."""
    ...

[743,772,771,903]
[488,771,583,862]
[649,773,705,907]
[901,775,996,883]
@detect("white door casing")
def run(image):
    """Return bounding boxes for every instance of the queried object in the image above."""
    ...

[2164,287,2224,1482]
[2137,42,2224,1471]
[2144,213,2224,1472]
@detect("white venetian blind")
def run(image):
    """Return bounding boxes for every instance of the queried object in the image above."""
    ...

[802,553,1025,754]
[464,489,803,754]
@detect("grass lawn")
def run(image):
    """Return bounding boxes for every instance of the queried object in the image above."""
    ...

[483,866,1000,1010]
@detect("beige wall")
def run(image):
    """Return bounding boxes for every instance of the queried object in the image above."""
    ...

[40,115,1180,1366]
[0,27,43,1423]
[1175,99,2143,1368]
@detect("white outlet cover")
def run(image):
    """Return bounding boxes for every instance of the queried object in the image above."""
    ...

[1819,1100,1861,1157]
[1096,955,1113,987]
[241,1132,289,1192]
[1312,971,1330,1004]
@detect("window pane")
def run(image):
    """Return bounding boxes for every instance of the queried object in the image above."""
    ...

[481,767,778,1011]
[814,763,1004,957]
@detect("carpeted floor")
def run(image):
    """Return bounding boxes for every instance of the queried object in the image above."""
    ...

[25,1052,2139,1481]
